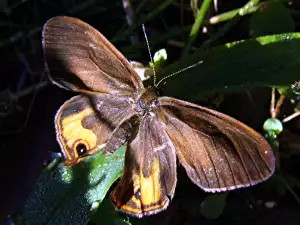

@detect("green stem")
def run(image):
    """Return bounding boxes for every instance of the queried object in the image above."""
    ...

[182,0,262,57]
[181,0,212,58]
[210,6,258,24]
[210,0,261,24]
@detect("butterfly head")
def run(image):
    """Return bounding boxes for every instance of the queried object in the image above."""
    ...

[136,87,159,116]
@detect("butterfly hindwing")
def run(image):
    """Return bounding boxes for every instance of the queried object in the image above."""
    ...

[55,94,137,165]
[111,112,177,217]
[158,97,275,192]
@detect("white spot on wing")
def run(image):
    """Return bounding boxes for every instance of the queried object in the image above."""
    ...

[153,143,167,152]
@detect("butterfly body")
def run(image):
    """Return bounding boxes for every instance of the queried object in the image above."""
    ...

[43,16,275,218]
[135,87,158,115]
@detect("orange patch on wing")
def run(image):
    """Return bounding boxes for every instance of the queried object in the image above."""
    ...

[138,158,161,205]
[115,158,169,216]
[119,198,168,216]
[58,108,96,160]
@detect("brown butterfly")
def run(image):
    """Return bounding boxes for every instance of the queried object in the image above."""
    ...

[42,16,275,217]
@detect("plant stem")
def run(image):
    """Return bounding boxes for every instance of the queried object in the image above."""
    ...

[181,0,212,58]
[209,0,261,24]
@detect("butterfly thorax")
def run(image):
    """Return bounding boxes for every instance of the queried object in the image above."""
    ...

[136,87,158,116]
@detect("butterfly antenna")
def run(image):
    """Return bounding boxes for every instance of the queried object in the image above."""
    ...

[156,61,203,88]
[142,24,157,86]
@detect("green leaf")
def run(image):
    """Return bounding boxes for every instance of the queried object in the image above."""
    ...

[160,33,300,101]
[90,197,148,225]
[20,146,125,225]
[89,197,131,225]
[277,86,293,97]
[200,193,228,219]
[250,1,295,37]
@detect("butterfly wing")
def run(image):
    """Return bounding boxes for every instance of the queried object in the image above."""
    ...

[55,94,137,166]
[158,97,275,192]
[42,16,144,95]
[111,113,177,217]
[43,16,144,164]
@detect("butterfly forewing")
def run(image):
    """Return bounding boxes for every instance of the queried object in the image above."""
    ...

[158,97,275,192]
[42,16,143,95]
[42,16,144,165]
[111,112,177,217]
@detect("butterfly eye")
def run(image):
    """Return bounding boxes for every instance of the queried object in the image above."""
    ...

[76,143,88,156]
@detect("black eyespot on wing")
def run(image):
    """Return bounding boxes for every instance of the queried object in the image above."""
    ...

[134,189,141,200]
[76,143,87,156]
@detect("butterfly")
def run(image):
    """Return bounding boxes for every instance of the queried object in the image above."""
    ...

[42,16,275,218]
